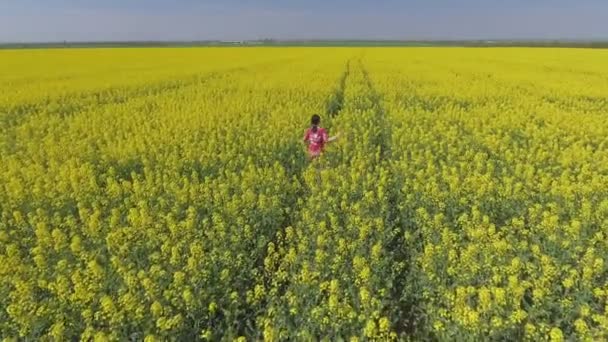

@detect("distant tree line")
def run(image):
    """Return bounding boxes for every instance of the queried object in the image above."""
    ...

[1,40,608,49]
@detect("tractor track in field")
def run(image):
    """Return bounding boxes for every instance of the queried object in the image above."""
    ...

[359,60,428,338]
[233,59,353,337]
[250,58,425,339]
[326,60,350,118]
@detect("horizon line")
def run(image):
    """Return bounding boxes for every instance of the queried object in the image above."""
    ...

[2,37,608,45]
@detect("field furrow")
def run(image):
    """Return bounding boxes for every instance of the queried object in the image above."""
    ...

[256,60,407,340]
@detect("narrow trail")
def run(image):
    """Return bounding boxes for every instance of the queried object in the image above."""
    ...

[326,60,350,118]
[360,61,426,337]
[235,57,427,339]
[241,59,353,337]
[249,58,423,339]
[261,57,352,267]
[358,58,431,337]
[263,58,352,260]
[355,60,423,338]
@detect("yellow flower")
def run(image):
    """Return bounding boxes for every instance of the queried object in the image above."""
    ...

[151,301,163,317]
[478,287,492,312]
[254,284,265,300]
[433,320,444,331]
[493,287,506,306]
[533,288,545,301]
[182,289,194,304]
[549,327,564,342]
[144,335,158,342]
[466,308,479,326]
[524,323,536,337]
[359,288,370,304]
[574,319,588,335]
[364,320,377,338]
[379,317,390,332]
[510,309,528,324]
[329,294,339,311]
[49,320,65,339]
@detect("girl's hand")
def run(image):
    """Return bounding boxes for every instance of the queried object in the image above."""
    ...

[328,132,340,142]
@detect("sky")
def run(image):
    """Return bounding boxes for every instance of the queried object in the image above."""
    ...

[1,0,607,42]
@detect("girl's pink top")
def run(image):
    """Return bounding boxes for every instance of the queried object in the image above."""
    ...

[303,127,328,157]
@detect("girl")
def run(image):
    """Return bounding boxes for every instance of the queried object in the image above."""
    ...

[303,114,339,159]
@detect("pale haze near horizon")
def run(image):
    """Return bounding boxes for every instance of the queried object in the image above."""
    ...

[1,0,607,43]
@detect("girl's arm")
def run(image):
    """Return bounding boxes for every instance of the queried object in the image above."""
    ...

[327,132,340,142]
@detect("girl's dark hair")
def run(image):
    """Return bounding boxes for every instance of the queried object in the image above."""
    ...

[311,114,321,133]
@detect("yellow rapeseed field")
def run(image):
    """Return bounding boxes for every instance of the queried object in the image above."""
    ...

[1,47,607,340]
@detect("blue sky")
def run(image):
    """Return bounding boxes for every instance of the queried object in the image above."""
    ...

[1,0,607,42]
